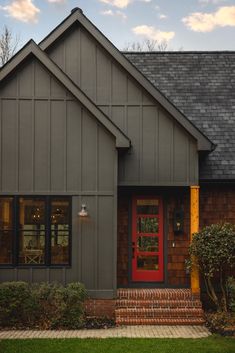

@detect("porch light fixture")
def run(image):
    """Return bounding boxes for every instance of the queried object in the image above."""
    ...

[173,208,184,234]
[78,204,88,217]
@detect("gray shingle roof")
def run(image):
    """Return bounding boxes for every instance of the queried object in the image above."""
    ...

[124,51,235,180]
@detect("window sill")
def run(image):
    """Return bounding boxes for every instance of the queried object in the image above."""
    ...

[0,264,72,269]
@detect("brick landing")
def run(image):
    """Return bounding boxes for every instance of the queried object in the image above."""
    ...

[115,289,205,325]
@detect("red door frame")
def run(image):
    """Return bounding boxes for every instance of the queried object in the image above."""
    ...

[132,196,164,282]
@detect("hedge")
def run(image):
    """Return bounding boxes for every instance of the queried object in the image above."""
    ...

[0,281,87,329]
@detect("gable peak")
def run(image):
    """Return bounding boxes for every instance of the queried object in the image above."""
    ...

[71,7,83,15]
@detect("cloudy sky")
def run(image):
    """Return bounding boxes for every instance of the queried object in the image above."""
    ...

[0,0,235,51]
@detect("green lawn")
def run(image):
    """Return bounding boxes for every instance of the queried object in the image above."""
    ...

[0,336,234,353]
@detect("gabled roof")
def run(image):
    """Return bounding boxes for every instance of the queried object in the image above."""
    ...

[0,40,130,149]
[39,8,213,152]
[124,51,235,180]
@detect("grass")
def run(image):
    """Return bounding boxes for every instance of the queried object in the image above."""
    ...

[0,336,234,353]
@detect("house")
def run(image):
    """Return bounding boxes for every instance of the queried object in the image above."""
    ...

[0,8,234,325]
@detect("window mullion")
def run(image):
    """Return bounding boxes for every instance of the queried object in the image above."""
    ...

[45,197,51,266]
[13,196,18,267]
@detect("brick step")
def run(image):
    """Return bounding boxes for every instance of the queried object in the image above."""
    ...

[115,307,204,319]
[116,317,205,326]
[117,288,196,301]
[116,299,202,309]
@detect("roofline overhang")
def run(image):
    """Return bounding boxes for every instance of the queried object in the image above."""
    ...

[39,9,214,152]
[0,40,130,149]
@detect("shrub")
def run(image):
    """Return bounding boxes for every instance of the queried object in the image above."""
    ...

[31,282,65,329]
[0,281,38,327]
[188,223,235,312]
[0,281,87,329]
[227,277,235,312]
[206,311,228,334]
[58,282,87,329]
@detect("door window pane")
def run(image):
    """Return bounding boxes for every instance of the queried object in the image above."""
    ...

[137,236,159,252]
[137,199,159,215]
[0,198,13,264]
[137,217,159,233]
[137,255,159,271]
[18,198,45,265]
[51,199,70,265]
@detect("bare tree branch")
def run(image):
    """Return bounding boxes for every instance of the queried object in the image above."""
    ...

[0,26,20,67]
[123,39,168,52]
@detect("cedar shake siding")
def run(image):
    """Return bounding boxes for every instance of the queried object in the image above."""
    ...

[200,184,235,226]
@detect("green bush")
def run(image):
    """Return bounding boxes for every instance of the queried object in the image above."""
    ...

[188,223,235,312]
[206,311,228,334]
[0,281,38,327]
[0,281,87,329]
[58,282,87,329]
[227,277,235,312]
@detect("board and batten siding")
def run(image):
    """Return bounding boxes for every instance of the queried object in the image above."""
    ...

[0,58,117,298]
[47,24,198,186]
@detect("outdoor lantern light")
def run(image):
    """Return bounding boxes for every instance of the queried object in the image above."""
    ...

[78,204,88,217]
[173,208,184,234]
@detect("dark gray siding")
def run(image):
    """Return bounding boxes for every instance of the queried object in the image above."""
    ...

[0,58,117,298]
[47,24,198,185]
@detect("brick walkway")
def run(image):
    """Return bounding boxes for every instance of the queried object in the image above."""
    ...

[0,326,210,339]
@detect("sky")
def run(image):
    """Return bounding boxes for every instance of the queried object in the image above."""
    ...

[0,0,235,51]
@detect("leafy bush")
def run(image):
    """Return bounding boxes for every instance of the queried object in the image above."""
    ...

[58,282,87,329]
[0,282,38,327]
[227,277,235,312]
[188,223,235,312]
[206,310,235,335]
[0,281,87,329]
[206,311,228,334]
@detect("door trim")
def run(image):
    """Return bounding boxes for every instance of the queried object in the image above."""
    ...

[131,195,164,282]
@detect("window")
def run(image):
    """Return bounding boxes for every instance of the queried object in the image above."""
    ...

[19,198,46,265]
[51,199,70,265]
[0,197,71,266]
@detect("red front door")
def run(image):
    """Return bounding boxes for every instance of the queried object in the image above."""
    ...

[132,196,163,282]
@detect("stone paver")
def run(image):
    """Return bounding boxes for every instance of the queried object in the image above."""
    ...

[0,326,211,339]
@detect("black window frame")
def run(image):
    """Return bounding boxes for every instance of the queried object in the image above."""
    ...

[0,196,72,268]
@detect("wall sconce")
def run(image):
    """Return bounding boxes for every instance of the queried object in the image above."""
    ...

[173,208,184,234]
[78,204,88,217]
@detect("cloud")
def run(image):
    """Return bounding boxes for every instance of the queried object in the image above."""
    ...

[47,0,66,3]
[182,6,235,32]
[99,0,131,8]
[101,9,127,20]
[159,14,167,20]
[101,9,114,15]
[199,0,226,4]
[116,10,127,20]
[132,25,175,42]
[99,0,152,8]
[0,0,40,23]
